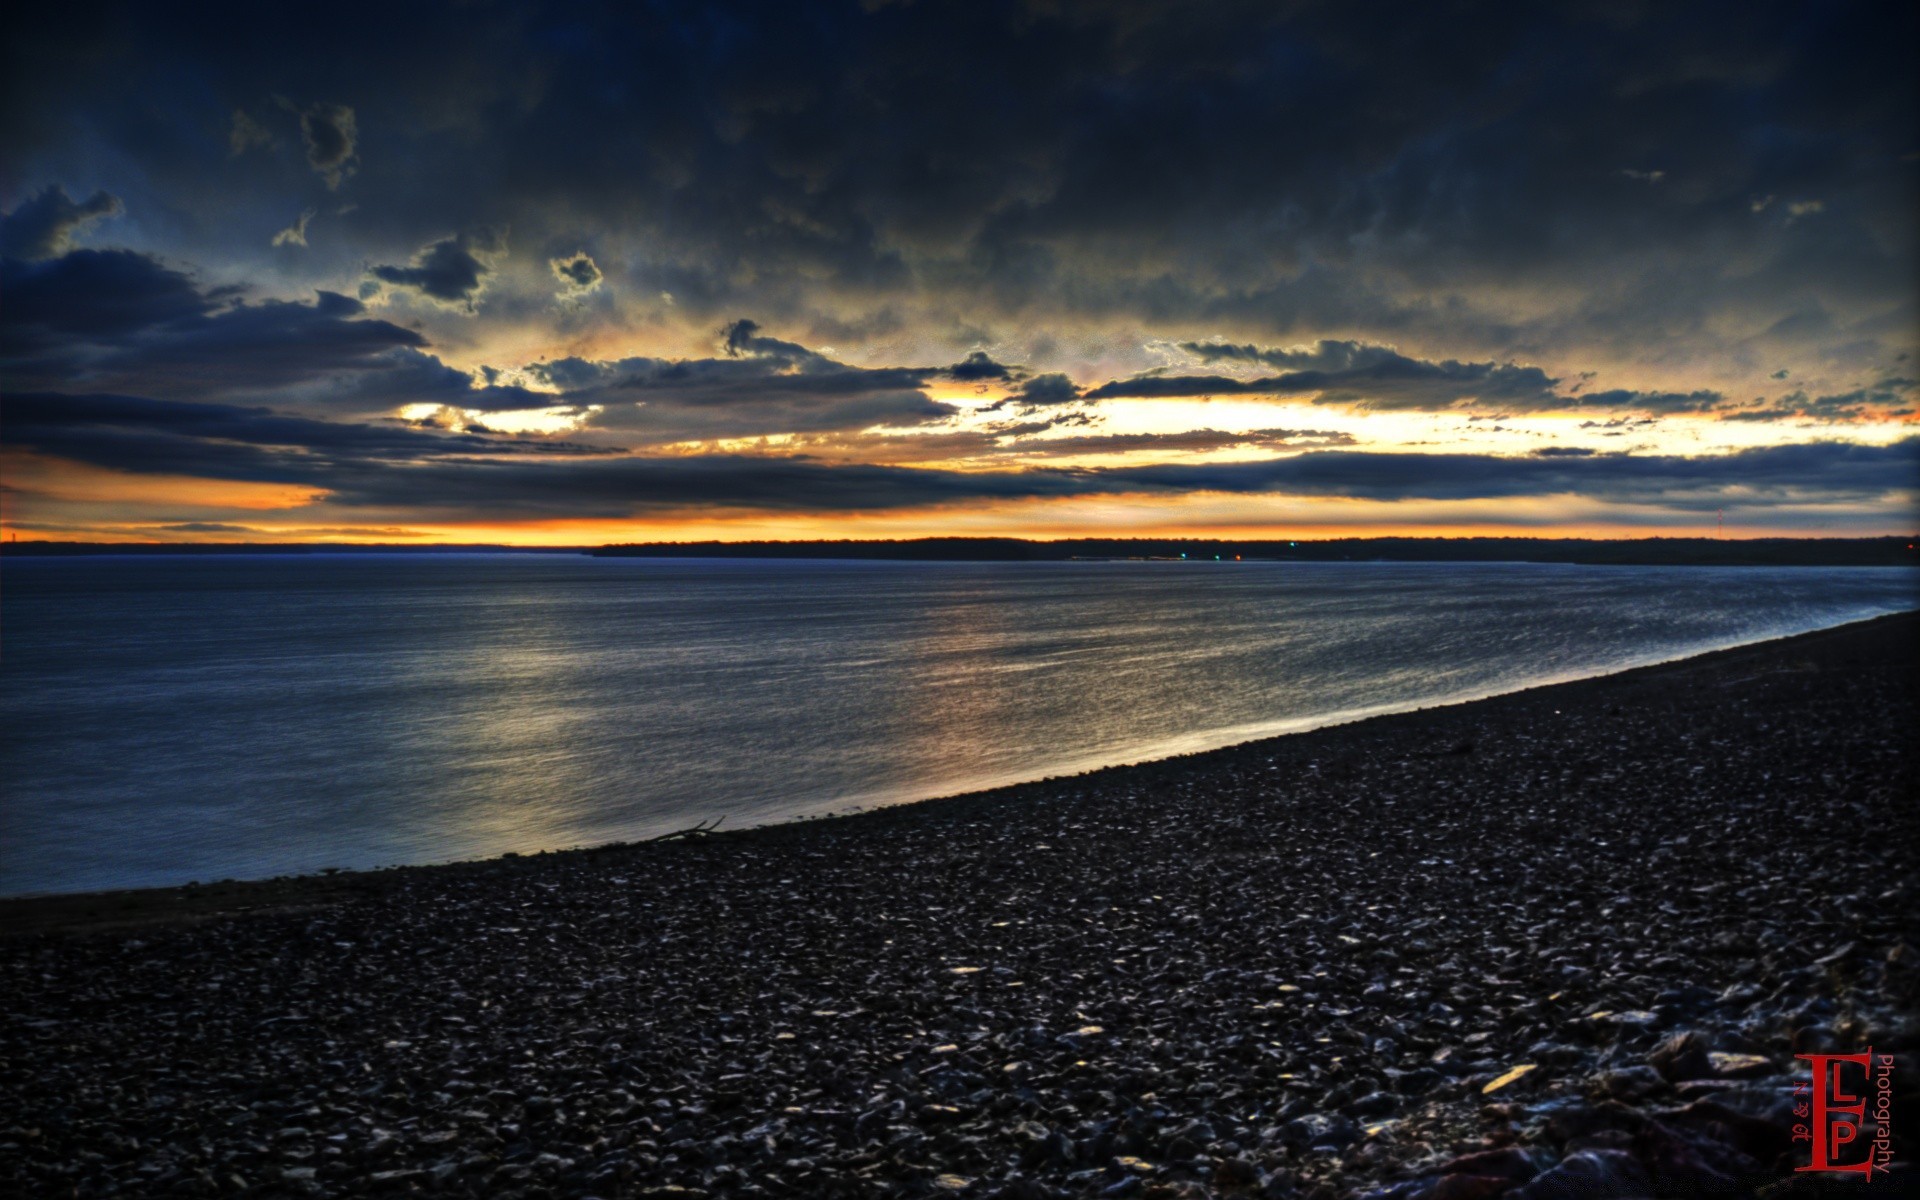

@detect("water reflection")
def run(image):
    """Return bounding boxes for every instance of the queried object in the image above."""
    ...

[2,555,1913,893]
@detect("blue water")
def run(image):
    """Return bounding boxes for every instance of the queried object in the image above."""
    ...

[2,555,1913,895]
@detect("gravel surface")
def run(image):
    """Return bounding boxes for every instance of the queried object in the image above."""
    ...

[4,613,1916,1198]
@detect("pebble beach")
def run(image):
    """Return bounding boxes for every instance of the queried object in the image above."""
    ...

[3,612,1914,1198]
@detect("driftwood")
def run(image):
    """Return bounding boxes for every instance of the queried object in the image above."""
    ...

[646,816,725,843]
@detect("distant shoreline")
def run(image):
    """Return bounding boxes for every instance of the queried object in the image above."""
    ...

[6,533,1917,566]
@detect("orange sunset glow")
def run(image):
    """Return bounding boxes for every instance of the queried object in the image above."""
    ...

[3,2,1914,545]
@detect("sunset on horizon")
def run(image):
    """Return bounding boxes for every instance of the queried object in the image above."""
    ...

[5,2,1915,544]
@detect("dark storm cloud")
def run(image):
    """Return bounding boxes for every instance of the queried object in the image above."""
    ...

[315,455,1090,518]
[0,250,217,353]
[524,323,987,442]
[1016,373,1081,406]
[0,392,432,482]
[1088,440,1920,507]
[316,347,557,414]
[0,390,1073,514]
[6,0,1910,355]
[1,1,1913,537]
[1084,340,1723,414]
[299,103,358,189]
[1182,341,1401,372]
[0,264,987,435]
[524,357,613,392]
[10,380,1910,520]
[104,294,430,393]
[563,341,939,402]
[230,436,1920,519]
[948,351,1013,382]
[0,249,444,400]
[1,246,595,417]
[1094,341,1566,408]
[593,370,956,441]
[0,186,123,260]
[2,391,607,484]
[1080,373,1256,400]
[366,229,506,310]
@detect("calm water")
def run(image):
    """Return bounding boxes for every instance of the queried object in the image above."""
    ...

[2,555,1913,895]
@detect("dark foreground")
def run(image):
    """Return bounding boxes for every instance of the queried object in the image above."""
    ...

[4,616,1916,1198]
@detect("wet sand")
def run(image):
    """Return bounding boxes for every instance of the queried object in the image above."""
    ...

[4,612,1915,1197]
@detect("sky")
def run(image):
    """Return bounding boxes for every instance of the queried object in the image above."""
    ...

[2,0,1916,544]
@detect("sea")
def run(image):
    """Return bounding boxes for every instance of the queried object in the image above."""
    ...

[2,554,1914,895]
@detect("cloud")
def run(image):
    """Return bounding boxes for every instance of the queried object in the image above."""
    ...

[0,0,1911,387]
[140,522,427,538]
[228,109,272,156]
[720,317,815,362]
[2,15,1914,459]
[2,3,1912,541]
[10,380,1909,522]
[272,208,316,247]
[366,228,507,311]
[310,346,554,414]
[523,357,613,391]
[966,426,1357,459]
[1088,340,1568,410]
[110,292,426,393]
[1080,340,1729,415]
[457,323,985,443]
[1016,373,1081,405]
[948,351,1012,381]
[148,522,261,534]
[1,250,215,356]
[0,249,452,402]
[244,435,1920,520]
[1087,440,1920,509]
[1575,388,1723,415]
[0,245,566,417]
[4,391,498,481]
[1719,382,1917,423]
[0,187,124,260]
[2,390,607,486]
[5,230,1894,474]
[300,102,358,189]
[314,455,1088,518]
[549,252,603,299]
